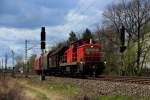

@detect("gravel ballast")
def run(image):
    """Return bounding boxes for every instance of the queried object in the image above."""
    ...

[46,76,150,98]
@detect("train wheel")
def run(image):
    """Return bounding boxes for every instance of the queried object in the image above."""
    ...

[70,66,77,76]
[35,70,41,75]
[95,62,105,75]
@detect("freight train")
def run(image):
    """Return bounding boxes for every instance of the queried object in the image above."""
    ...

[34,38,105,76]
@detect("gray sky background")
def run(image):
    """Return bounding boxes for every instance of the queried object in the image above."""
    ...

[0,0,120,66]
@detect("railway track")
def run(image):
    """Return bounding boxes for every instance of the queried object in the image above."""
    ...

[39,74,150,85]
[45,74,150,85]
[51,74,150,85]
[1,72,150,85]
[87,75,150,85]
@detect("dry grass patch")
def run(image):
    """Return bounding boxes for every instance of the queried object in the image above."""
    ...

[0,76,31,100]
[15,78,74,100]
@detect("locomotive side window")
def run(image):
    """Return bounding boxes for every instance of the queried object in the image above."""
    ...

[49,58,52,66]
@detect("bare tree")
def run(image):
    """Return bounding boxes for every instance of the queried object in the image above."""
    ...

[103,0,150,75]
[94,25,121,75]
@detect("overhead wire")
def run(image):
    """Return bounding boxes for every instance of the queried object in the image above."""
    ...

[62,0,96,34]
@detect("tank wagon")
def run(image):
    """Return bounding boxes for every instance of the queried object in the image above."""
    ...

[34,38,105,76]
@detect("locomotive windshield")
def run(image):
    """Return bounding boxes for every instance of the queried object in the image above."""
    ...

[85,48,99,54]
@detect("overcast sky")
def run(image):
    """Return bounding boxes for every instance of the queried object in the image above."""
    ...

[0,0,119,62]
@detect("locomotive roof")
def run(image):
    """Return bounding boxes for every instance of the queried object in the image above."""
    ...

[71,38,89,45]
[70,38,96,46]
[78,43,100,48]
[48,44,68,56]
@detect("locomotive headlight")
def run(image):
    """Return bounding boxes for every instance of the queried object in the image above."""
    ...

[104,60,107,64]
[91,45,93,48]
[80,61,85,64]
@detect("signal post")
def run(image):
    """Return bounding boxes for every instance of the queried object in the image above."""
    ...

[120,25,126,75]
[41,27,46,80]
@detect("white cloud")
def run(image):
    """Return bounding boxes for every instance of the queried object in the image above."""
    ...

[0,0,118,61]
[0,25,70,57]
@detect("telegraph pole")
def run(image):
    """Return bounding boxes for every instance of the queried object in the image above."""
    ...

[12,50,15,77]
[0,58,4,79]
[2,58,4,79]
[5,53,8,72]
[25,40,28,77]
[12,50,15,70]
[2,58,3,72]
[0,60,1,73]
[3,54,7,79]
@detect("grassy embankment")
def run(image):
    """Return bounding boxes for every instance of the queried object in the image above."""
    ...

[0,75,80,100]
[0,75,149,100]
[95,95,149,100]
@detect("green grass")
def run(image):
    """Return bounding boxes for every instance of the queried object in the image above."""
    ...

[17,82,49,100]
[47,83,80,96]
[25,86,49,100]
[94,95,149,100]
[26,79,80,97]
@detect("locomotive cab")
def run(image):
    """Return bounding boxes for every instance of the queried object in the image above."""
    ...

[77,43,105,75]
[77,44,103,62]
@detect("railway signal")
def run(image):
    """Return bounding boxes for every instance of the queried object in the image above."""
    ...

[120,25,126,53]
[41,27,46,49]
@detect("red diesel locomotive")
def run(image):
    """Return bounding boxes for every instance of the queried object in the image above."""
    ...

[34,38,105,75]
